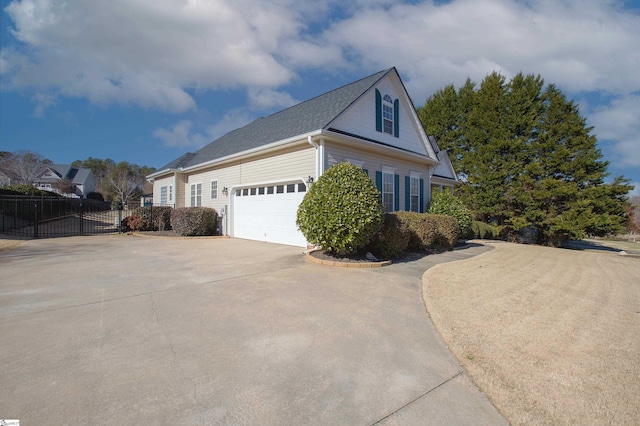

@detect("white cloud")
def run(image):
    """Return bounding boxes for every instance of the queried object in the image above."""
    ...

[32,92,56,117]
[2,0,303,112]
[204,109,254,142]
[247,87,297,110]
[154,110,253,148]
[4,0,640,113]
[153,120,209,148]
[311,0,640,102]
[589,94,640,168]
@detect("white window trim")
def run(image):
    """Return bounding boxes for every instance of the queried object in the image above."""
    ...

[160,186,168,205]
[382,170,395,213]
[211,179,218,199]
[382,103,393,135]
[169,185,173,202]
[410,174,420,213]
[190,182,202,207]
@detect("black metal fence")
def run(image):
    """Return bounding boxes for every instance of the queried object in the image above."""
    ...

[0,195,123,238]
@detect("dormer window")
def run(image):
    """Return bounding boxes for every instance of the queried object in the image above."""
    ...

[375,89,399,137]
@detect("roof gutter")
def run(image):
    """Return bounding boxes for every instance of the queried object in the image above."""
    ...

[181,129,324,174]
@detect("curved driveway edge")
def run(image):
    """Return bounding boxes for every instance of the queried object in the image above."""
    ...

[0,236,504,425]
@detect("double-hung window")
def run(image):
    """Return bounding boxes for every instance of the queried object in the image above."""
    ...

[382,94,394,135]
[382,172,394,213]
[410,176,420,212]
[211,180,218,199]
[160,186,168,205]
[190,183,202,207]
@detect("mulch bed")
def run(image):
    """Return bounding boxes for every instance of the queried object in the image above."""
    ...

[308,249,382,264]
[308,249,437,264]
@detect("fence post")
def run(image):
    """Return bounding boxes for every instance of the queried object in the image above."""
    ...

[80,200,84,235]
[34,201,39,238]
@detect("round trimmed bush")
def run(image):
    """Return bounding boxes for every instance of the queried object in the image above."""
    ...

[86,191,104,201]
[134,206,173,231]
[296,162,384,255]
[170,207,217,236]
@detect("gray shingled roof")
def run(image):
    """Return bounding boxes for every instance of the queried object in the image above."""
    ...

[157,68,392,171]
[37,165,93,185]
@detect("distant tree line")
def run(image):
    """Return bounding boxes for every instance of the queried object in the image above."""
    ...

[418,72,634,245]
[0,150,155,206]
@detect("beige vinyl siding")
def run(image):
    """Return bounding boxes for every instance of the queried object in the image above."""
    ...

[181,144,315,213]
[325,142,432,212]
[152,175,174,206]
[175,174,187,208]
[236,145,315,184]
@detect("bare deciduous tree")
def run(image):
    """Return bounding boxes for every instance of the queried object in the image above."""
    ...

[105,161,146,206]
[0,150,50,184]
[53,178,75,195]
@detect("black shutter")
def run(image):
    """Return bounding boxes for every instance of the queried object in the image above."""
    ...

[420,178,425,213]
[394,99,399,137]
[375,89,382,132]
[394,174,400,211]
[405,176,410,211]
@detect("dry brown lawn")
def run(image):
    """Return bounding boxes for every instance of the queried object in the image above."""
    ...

[0,236,27,252]
[423,241,640,425]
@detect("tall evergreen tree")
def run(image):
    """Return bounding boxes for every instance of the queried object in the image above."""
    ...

[418,73,633,245]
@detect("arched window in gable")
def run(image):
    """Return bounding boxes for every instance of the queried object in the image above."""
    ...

[375,89,400,137]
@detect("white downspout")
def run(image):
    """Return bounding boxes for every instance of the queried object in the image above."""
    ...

[308,136,320,180]
[318,139,325,178]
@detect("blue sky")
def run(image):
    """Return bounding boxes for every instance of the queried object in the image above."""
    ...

[1,0,639,195]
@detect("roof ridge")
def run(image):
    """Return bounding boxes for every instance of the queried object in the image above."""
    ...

[263,68,393,121]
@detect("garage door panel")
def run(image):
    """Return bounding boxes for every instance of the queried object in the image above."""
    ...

[233,185,307,247]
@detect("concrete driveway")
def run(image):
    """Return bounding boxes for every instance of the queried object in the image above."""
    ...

[0,235,505,425]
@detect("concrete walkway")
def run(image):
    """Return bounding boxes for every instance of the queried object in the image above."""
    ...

[0,235,505,425]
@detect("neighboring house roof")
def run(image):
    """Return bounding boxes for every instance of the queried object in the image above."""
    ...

[72,168,92,185]
[153,68,392,174]
[36,165,94,186]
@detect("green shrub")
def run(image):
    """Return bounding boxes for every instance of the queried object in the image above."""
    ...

[394,211,460,251]
[423,214,460,249]
[472,221,500,239]
[428,190,473,239]
[394,211,429,251]
[134,206,173,231]
[0,185,59,197]
[170,207,217,236]
[86,191,104,201]
[111,198,123,210]
[369,213,411,259]
[296,162,384,255]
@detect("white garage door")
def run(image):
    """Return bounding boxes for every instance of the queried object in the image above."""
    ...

[233,182,308,247]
